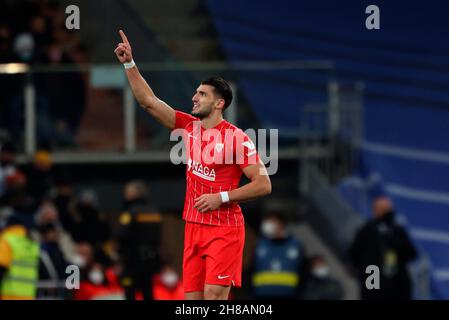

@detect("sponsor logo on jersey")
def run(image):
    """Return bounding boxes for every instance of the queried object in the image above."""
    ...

[187,159,216,181]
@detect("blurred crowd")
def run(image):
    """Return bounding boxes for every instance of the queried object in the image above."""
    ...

[0,0,87,149]
[249,211,344,300]
[0,141,183,300]
[0,138,417,300]
[249,196,418,300]
[0,0,87,65]
[0,139,345,300]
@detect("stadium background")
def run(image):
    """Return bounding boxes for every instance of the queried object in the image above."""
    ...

[0,0,448,299]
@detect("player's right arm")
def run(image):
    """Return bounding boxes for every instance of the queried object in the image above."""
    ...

[114,30,176,130]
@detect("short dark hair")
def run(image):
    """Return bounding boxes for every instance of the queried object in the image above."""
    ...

[263,211,287,226]
[201,77,233,110]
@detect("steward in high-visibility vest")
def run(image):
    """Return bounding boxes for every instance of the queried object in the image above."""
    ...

[251,212,306,299]
[0,218,40,300]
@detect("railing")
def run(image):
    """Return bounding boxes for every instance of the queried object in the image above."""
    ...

[298,81,365,193]
[296,86,432,299]
[0,61,334,164]
[36,280,70,300]
[304,164,365,254]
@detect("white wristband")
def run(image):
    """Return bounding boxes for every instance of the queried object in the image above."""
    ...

[220,191,230,203]
[124,59,136,69]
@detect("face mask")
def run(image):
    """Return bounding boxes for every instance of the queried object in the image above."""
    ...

[161,271,179,288]
[261,221,277,239]
[89,269,104,285]
[382,210,395,223]
[71,254,86,268]
[313,266,330,279]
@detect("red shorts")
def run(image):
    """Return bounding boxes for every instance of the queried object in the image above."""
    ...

[182,221,245,293]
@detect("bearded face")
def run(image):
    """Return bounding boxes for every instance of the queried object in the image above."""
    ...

[191,101,214,119]
[191,84,223,119]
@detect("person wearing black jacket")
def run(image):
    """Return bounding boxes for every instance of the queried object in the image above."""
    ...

[349,196,418,300]
[116,180,162,300]
[71,189,110,247]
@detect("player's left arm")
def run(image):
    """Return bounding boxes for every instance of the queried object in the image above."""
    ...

[228,160,271,203]
[194,160,271,213]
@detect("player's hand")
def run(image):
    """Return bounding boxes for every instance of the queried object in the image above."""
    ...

[114,30,133,64]
[194,194,222,213]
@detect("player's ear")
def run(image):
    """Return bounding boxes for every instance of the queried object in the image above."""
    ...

[215,98,225,111]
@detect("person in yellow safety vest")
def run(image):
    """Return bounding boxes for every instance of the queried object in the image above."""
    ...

[0,215,40,300]
[250,211,307,299]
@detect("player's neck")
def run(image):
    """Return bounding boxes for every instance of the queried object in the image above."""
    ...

[201,113,224,129]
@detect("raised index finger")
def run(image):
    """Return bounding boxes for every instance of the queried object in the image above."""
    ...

[119,30,129,44]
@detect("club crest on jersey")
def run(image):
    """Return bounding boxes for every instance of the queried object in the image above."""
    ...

[215,143,224,153]
[187,159,216,181]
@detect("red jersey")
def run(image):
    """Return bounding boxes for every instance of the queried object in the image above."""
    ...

[173,111,259,227]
